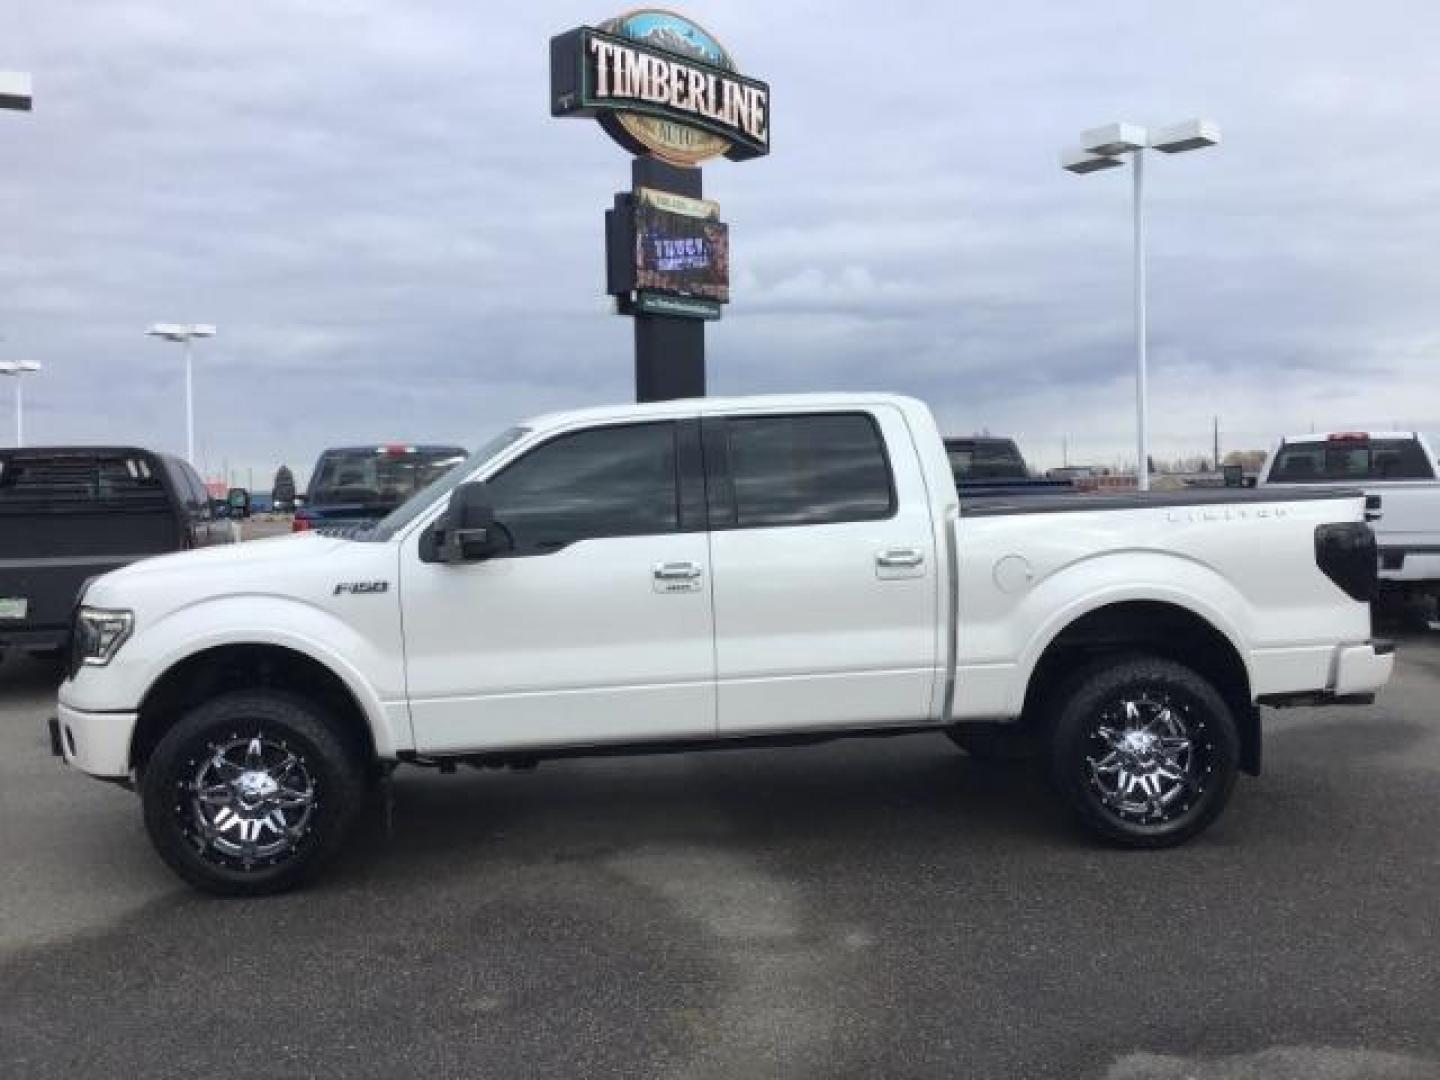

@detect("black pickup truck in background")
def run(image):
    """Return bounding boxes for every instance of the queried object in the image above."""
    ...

[0,447,232,659]
[291,443,468,534]
[945,436,1074,497]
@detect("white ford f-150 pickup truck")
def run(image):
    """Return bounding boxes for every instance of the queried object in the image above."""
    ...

[52,394,1393,894]
[1258,430,1440,605]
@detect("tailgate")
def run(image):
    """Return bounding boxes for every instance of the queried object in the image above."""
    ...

[1369,484,1440,547]
[0,508,179,639]
[0,556,134,635]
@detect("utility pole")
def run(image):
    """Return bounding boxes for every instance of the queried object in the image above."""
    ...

[1212,416,1219,470]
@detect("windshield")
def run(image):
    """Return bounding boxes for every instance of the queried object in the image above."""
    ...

[363,427,529,540]
[946,439,1028,480]
[306,446,468,507]
[1269,438,1435,482]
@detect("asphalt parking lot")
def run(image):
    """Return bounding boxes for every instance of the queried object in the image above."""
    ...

[2,632,1438,1080]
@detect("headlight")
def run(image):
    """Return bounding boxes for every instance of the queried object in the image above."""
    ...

[74,607,134,667]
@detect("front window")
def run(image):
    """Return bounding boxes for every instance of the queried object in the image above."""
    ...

[484,422,680,554]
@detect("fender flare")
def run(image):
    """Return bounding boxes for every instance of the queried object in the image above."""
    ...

[135,620,405,759]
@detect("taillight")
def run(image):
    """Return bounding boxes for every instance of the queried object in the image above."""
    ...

[1314,522,1377,602]
[292,516,312,533]
[1327,432,1369,442]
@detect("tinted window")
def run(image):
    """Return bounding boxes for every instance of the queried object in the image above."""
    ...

[0,453,167,509]
[946,439,1027,480]
[369,428,528,541]
[1271,439,1435,482]
[180,462,212,519]
[725,413,894,528]
[487,423,678,553]
[309,447,468,507]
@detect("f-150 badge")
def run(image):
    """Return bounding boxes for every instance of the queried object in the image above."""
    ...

[334,581,389,595]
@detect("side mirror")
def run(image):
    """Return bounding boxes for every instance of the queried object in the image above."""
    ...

[421,481,511,563]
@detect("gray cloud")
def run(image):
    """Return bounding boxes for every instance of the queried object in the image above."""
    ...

[2,0,1438,484]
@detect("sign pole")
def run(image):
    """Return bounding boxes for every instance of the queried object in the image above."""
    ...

[550,12,768,405]
[631,158,705,402]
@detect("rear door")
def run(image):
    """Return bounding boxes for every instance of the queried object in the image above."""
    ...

[704,407,940,734]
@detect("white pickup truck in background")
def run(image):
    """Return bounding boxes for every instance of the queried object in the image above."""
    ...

[1258,431,1440,606]
[52,394,1393,894]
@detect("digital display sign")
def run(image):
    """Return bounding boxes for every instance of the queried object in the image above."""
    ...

[633,187,729,303]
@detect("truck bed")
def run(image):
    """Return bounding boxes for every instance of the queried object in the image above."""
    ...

[960,486,1362,517]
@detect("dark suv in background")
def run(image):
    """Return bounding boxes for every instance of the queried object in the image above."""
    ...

[292,443,467,533]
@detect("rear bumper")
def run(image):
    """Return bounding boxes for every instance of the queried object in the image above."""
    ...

[1378,547,1440,584]
[1257,640,1394,708]
[52,701,135,779]
[0,626,69,650]
[1334,639,1394,696]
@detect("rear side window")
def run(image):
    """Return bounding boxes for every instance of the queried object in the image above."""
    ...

[0,453,168,509]
[723,413,895,528]
[486,422,679,553]
[1270,439,1435,482]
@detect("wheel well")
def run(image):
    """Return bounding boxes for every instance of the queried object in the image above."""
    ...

[132,645,376,772]
[1022,601,1261,774]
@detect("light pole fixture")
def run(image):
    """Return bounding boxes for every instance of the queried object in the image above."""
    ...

[147,323,216,464]
[0,71,33,112]
[1061,118,1220,490]
[0,360,42,447]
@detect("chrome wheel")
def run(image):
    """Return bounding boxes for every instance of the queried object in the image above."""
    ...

[1084,692,1213,824]
[184,733,317,869]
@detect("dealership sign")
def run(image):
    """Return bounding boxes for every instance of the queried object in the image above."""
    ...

[551,10,770,166]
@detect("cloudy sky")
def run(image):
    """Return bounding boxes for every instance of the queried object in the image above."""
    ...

[4,0,1439,484]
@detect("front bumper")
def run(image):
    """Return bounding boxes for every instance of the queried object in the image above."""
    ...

[52,701,136,779]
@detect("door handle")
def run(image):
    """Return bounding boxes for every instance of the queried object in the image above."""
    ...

[876,548,925,568]
[653,561,703,580]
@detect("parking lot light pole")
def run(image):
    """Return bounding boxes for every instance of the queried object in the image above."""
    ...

[146,323,216,464]
[1061,119,1220,491]
[0,360,41,446]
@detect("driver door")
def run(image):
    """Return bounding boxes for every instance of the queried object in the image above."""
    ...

[400,418,715,753]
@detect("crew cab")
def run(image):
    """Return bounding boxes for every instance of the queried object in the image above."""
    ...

[51,395,1392,895]
[0,446,233,661]
[1258,431,1440,600]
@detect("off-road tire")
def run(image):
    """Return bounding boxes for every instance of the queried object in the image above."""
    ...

[1049,655,1239,848]
[141,691,366,896]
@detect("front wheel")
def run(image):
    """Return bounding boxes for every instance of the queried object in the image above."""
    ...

[141,691,366,896]
[1049,656,1239,848]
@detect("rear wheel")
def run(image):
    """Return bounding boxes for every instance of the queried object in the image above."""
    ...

[141,691,366,896]
[1049,655,1239,848]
